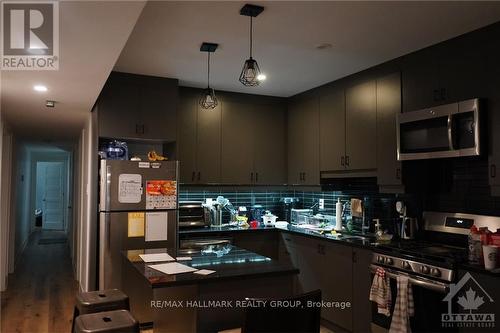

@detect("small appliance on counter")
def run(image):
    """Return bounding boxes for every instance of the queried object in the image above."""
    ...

[278,197,300,222]
[250,204,265,223]
[290,209,313,225]
[178,201,209,228]
[262,211,278,227]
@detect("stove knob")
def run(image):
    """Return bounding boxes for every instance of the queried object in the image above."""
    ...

[430,268,441,277]
[421,265,430,274]
[402,261,411,270]
[377,256,385,264]
[385,258,393,265]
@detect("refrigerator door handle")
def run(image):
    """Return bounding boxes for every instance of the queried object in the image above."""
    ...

[99,213,111,290]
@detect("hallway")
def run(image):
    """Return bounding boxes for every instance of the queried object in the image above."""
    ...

[1,230,78,333]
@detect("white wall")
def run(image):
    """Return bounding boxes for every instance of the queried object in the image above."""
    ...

[77,110,98,291]
[0,118,13,291]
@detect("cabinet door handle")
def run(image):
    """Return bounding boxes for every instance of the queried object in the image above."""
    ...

[396,168,401,180]
[191,171,195,182]
[491,164,497,179]
[251,172,254,183]
[352,251,357,263]
[255,172,259,183]
[345,156,350,167]
[433,89,440,101]
[440,88,447,101]
[303,172,306,182]
[341,156,345,167]
[197,172,201,181]
[135,124,140,134]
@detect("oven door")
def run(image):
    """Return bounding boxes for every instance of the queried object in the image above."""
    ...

[370,264,457,333]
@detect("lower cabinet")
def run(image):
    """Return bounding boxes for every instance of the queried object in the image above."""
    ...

[280,233,372,333]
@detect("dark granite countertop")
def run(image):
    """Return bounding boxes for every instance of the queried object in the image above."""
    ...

[123,246,299,289]
[179,224,500,277]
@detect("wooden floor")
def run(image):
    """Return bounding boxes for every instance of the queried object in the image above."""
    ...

[1,229,78,333]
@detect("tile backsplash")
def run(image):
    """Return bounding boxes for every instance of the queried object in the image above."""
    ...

[179,187,402,233]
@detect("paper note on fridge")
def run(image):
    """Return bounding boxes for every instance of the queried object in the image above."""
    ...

[148,262,197,275]
[139,253,175,263]
[118,174,142,203]
[145,212,168,242]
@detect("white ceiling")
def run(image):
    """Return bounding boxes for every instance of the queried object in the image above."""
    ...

[1,1,146,141]
[115,1,500,97]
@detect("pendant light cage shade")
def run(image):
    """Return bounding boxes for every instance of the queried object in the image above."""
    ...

[199,87,218,109]
[239,57,262,87]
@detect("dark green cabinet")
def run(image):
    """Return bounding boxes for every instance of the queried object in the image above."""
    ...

[287,98,320,185]
[319,87,346,172]
[178,89,221,184]
[98,72,178,141]
[376,73,403,191]
[345,80,377,171]
[319,80,377,174]
[221,99,286,185]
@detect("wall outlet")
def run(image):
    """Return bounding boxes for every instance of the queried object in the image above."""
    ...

[319,198,325,210]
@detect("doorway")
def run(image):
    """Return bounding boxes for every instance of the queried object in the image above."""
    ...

[36,161,66,230]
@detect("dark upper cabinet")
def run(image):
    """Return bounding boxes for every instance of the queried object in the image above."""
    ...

[376,72,403,191]
[98,72,178,141]
[178,88,221,184]
[401,48,440,112]
[345,80,377,170]
[402,37,487,113]
[287,97,320,185]
[319,87,345,172]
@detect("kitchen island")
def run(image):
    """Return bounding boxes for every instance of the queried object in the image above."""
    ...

[121,246,299,333]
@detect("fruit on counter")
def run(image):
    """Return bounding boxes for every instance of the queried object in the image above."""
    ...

[147,151,168,161]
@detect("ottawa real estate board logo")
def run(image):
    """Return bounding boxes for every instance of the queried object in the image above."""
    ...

[442,272,495,329]
[1,1,59,70]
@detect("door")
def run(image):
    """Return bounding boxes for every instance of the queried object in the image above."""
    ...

[196,102,221,183]
[98,80,139,139]
[302,98,320,185]
[287,102,304,184]
[41,162,65,230]
[377,73,403,189]
[139,85,177,141]
[221,101,255,184]
[346,80,377,170]
[253,104,286,185]
[178,91,198,183]
[320,87,346,172]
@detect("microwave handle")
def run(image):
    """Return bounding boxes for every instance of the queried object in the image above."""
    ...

[447,114,454,150]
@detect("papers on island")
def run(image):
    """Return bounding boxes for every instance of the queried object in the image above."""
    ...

[194,269,215,275]
[139,253,175,263]
[176,256,192,261]
[149,262,198,275]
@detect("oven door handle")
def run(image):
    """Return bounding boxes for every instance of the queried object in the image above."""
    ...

[447,114,455,151]
[371,264,449,294]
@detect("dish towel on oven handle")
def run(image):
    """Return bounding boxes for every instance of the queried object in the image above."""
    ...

[369,267,392,316]
[389,275,414,333]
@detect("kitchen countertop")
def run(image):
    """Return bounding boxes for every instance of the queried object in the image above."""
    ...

[123,246,299,289]
[180,224,500,277]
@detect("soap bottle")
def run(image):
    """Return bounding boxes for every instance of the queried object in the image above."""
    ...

[468,225,482,264]
[335,198,343,231]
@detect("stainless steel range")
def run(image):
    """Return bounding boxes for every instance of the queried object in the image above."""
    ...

[370,211,500,332]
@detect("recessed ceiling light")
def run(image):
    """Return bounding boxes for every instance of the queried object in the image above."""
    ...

[33,85,48,92]
[315,43,333,50]
[46,100,55,108]
[257,74,267,81]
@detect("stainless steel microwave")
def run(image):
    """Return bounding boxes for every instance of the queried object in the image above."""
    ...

[397,98,480,161]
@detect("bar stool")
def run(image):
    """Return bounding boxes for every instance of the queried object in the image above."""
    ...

[74,309,139,333]
[72,289,130,333]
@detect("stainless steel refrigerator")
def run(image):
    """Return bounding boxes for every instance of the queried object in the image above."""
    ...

[98,159,178,290]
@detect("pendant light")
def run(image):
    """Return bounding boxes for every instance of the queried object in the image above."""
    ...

[239,4,265,87]
[199,42,218,110]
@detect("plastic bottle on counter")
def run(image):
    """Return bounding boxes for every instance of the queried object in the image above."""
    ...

[468,225,482,264]
[479,227,492,245]
[490,229,500,246]
[335,198,343,231]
